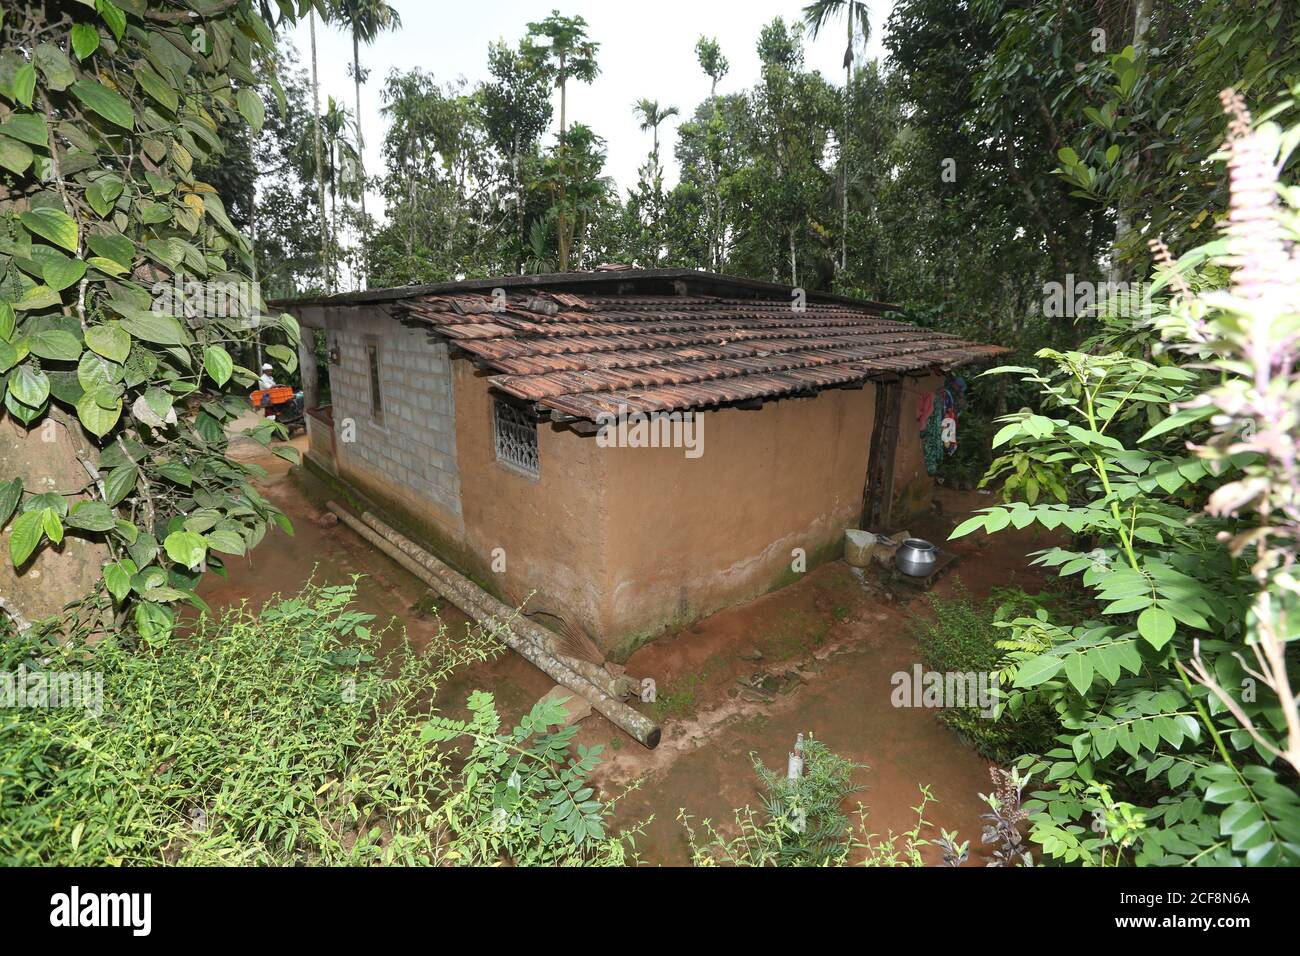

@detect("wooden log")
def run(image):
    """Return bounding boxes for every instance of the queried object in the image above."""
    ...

[326,502,661,749]
[347,506,631,700]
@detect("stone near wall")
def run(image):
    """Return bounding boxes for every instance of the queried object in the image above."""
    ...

[0,414,110,628]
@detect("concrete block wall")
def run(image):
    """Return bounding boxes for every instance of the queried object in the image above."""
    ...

[322,306,463,521]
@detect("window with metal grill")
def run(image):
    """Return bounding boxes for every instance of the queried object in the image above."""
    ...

[493,397,539,477]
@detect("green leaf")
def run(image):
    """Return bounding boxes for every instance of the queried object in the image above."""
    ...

[1138,406,1215,443]
[8,508,45,565]
[67,500,115,532]
[103,558,136,602]
[40,255,87,292]
[205,529,246,556]
[1013,654,1064,688]
[95,0,126,40]
[1137,606,1176,650]
[163,530,207,569]
[135,601,173,645]
[0,113,48,147]
[34,42,75,91]
[1204,778,1249,804]
[236,87,265,133]
[157,460,193,487]
[28,329,83,361]
[86,232,133,267]
[1063,653,1093,695]
[87,256,128,277]
[0,302,14,341]
[14,285,61,311]
[949,514,987,538]
[76,388,122,438]
[20,207,79,252]
[0,133,33,174]
[203,345,233,386]
[71,23,101,61]
[8,364,50,408]
[135,64,178,113]
[120,311,186,345]
[85,323,131,363]
[0,478,22,530]
[11,63,35,108]
[103,463,137,507]
[70,78,134,130]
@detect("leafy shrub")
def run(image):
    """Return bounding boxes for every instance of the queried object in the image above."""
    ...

[680,737,967,866]
[421,692,638,866]
[1,583,476,864]
[910,585,1055,763]
[0,580,646,866]
[682,737,862,866]
[949,97,1300,866]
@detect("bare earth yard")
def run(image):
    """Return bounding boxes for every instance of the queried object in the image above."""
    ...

[201,428,1055,865]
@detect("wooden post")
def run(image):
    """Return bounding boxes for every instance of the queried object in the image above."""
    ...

[862,379,903,531]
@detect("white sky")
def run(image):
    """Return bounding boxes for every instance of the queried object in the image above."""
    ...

[287,0,892,222]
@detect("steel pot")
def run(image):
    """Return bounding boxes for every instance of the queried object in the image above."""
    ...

[896,538,938,577]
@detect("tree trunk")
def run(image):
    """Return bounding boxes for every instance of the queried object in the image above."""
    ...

[709,78,721,271]
[557,58,570,272]
[309,12,331,293]
[1110,0,1153,285]
[352,29,367,290]
[841,15,851,276]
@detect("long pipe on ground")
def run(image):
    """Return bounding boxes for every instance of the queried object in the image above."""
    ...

[326,501,661,749]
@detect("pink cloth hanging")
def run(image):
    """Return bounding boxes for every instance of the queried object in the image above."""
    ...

[916,390,937,427]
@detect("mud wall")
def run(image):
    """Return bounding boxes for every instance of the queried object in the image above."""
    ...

[892,373,944,525]
[452,365,611,640]
[594,386,877,658]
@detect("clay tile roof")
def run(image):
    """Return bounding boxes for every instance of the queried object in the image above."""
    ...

[396,287,1005,419]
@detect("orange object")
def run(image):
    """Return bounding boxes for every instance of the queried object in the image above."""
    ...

[251,386,294,408]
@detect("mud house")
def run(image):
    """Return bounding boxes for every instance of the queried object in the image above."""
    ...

[282,269,1003,659]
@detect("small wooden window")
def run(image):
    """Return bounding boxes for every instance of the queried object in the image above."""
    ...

[493,397,539,477]
[366,340,383,422]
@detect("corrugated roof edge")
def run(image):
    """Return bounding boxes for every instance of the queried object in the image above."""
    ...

[270,268,897,313]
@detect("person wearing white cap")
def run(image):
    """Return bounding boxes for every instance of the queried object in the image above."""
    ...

[257,362,276,390]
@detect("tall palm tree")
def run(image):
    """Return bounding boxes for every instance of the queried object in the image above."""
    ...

[694,36,729,271]
[632,100,679,267]
[328,0,402,285]
[633,98,679,160]
[803,0,870,277]
[309,6,332,292]
[523,13,600,272]
[318,97,360,287]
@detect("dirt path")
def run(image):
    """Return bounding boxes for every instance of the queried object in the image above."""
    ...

[200,434,1055,866]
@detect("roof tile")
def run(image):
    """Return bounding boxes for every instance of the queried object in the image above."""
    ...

[398,290,1004,419]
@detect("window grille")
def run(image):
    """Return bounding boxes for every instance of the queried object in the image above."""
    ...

[493,397,539,476]
[366,340,383,421]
